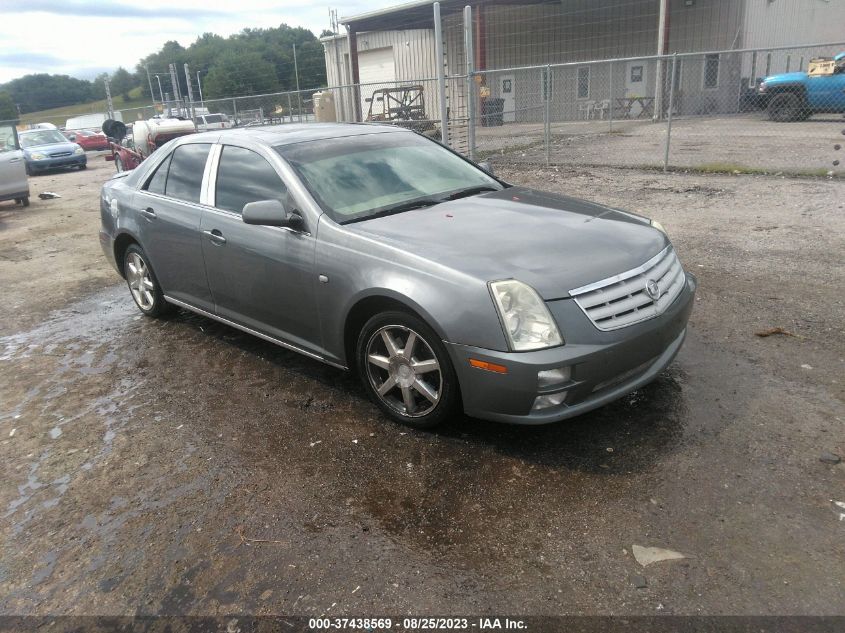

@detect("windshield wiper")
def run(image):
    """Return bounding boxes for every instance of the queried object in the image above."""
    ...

[446,185,499,201]
[342,198,443,224]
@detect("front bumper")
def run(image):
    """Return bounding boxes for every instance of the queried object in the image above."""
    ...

[446,272,697,425]
[28,155,87,171]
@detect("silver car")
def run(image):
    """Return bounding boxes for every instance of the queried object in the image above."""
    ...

[99,124,696,428]
[0,121,30,207]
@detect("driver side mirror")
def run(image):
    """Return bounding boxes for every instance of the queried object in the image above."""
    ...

[478,160,494,175]
[242,199,305,231]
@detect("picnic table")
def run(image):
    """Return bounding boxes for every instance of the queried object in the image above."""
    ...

[615,97,655,119]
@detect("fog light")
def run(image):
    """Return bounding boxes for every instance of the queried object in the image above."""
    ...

[538,366,571,388]
[532,391,567,411]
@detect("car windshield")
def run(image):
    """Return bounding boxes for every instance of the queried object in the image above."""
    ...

[276,132,502,224]
[20,130,68,148]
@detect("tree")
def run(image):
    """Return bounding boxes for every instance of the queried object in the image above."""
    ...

[203,51,280,98]
[0,91,17,120]
[109,67,135,101]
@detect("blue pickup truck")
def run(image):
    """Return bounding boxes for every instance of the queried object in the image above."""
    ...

[758,52,845,121]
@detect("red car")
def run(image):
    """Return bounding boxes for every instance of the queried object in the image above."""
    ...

[64,129,109,151]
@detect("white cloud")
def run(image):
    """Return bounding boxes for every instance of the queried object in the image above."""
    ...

[0,0,396,83]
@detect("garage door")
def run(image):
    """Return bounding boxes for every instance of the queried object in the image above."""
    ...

[359,47,396,120]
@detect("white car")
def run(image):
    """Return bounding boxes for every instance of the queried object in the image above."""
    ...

[0,122,30,207]
[194,113,232,131]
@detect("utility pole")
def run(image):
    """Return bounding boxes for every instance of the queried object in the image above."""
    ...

[184,63,196,122]
[168,63,181,115]
[104,75,115,120]
[145,64,156,106]
[292,43,301,93]
[196,70,205,110]
[155,76,164,105]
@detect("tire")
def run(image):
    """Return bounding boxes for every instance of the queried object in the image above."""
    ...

[78,163,87,170]
[21,196,29,208]
[767,93,804,122]
[356,310,459,429]
[114,155,124,173]
[25,164,32,177]
[123,244,173,318]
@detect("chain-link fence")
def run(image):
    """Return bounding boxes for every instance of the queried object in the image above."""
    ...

[470,43,845,176]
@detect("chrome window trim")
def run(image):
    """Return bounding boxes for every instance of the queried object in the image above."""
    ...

[163,295,346,370]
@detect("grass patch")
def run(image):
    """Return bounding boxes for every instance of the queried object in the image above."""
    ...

[20,95,155,126]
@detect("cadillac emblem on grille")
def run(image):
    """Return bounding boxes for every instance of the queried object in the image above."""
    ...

[645,279,660,301]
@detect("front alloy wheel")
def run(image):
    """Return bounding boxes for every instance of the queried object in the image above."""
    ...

[123,245,172,318]
[358,311,458,428]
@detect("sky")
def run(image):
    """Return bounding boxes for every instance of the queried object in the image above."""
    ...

[0,0,401,84]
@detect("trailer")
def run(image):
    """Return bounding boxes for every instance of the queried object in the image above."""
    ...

[102,118,196,172]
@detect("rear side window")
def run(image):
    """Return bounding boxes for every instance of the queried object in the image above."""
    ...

[215,145,287,214]
[164,143,212,203]
[206,115,223,124]
[143,153,172,195]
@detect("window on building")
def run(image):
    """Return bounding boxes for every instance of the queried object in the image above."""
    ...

[785,55,791,73]
[703,54,720,89]
[576,67,590,100]
[749,51,757,87]
[765,52,772,77]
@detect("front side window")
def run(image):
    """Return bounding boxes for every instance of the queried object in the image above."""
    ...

[577,67,590,99]
[164,143,212,204]
[276,132,501,224]
[704,54,720,89]
[215,145,287,214]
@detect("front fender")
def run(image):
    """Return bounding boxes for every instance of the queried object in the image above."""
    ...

[315,218,509,366]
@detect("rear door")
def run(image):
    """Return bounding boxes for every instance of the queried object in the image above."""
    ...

[200,143,320,352]
[133,143,215,311]
[0,122,27,199]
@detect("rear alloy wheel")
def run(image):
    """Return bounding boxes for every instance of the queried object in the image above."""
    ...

[357,311,458,428]
[767,93,803,122]
[123,245,172,318]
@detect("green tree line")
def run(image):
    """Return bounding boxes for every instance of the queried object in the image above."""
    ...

[0,23,329,115]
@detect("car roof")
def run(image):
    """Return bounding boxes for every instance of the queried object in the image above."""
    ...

[190,122,411,147]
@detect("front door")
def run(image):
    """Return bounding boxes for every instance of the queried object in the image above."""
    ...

[200,144,320,352]
[625,61,648,117]
[133,143,215,312]
[500,75,515,122]
[0,122,27,199]
[806,72,845,111]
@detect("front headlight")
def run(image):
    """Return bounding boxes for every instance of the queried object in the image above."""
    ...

[651,219,667,235]
[74,147,84,155]
[30,152,46,160]
[490,280,563,351]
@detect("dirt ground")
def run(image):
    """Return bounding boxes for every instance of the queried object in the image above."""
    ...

[0,155,843,617]
[476,114,845,175]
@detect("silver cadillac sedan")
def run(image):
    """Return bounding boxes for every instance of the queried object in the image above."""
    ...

[99,124,696,428]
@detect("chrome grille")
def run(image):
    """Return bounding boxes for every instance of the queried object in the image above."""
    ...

[569,246,685,331]
[49,151,72,157]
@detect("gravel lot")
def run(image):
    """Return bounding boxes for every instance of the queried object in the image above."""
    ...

[0,155,843,617]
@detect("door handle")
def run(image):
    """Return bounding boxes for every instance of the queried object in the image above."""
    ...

[139,207,157,219]
[203,229,227,245]
[9,157,21,163]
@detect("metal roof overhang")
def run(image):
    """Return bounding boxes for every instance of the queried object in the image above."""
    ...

[340,0,560,32]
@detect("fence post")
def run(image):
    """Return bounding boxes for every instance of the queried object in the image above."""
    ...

[434,2,449,146]
[608,60,614,133]
[463,5,475,160]
[287,93,293,124]
[232,99,238,124]
[663,53,677,173]
[544,66,551,167]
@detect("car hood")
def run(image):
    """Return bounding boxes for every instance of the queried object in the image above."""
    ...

[763,71,807,85]
[346,187,668,300]
[23,142,79,154]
